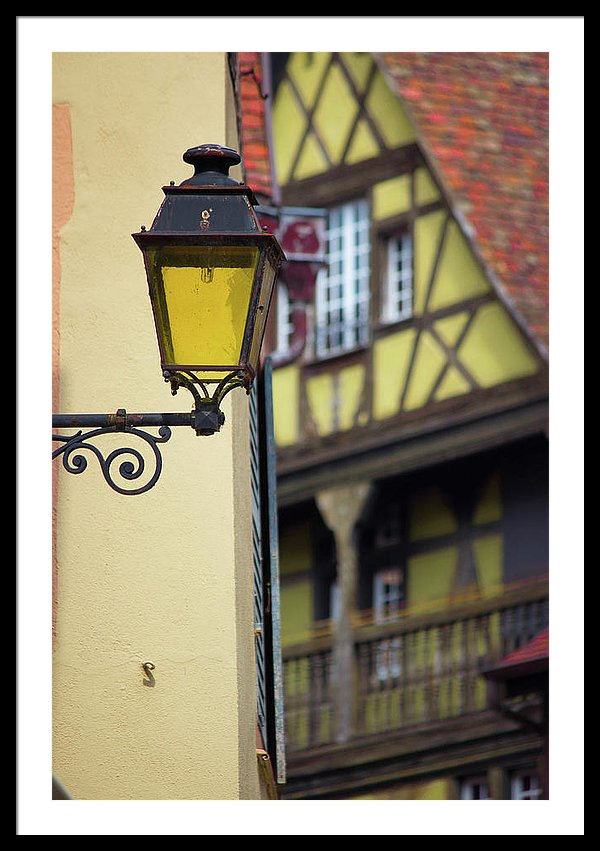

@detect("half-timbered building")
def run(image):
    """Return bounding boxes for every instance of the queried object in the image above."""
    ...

[240,51,549,801]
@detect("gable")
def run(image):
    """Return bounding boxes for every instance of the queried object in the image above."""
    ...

[265,52,546,454]
[272,52,416,185]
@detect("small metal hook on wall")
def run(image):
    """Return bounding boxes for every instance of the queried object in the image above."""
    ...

[142,661,156,687]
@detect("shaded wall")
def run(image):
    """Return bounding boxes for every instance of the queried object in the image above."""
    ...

[52,52,263,800]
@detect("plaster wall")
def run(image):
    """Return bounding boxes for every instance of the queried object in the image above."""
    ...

[52,52,261,800]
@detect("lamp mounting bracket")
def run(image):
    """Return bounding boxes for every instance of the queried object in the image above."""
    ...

[51,370,251,494]
[164,368,250,435]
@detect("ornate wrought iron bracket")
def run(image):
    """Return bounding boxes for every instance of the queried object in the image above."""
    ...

[52,370,250,495]
[164,368,250,436]
[52,413,178,496]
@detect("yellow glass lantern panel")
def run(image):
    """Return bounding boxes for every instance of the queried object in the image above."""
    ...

[247,256,277,372]
[146,245,260,370]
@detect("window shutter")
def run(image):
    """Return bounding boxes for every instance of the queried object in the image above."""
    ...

[249,356,286,784]
[249,374,267,743]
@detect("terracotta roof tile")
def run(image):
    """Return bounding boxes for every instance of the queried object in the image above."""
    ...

[376,52,549,349]
[500,627,549,668]
[485,628,549,680]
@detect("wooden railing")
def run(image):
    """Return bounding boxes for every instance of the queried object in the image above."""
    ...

[282,579,548,753]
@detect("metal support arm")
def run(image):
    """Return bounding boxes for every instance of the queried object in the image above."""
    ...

[52,370,248,495]
[52,410,194,430]
[52,409,188,496]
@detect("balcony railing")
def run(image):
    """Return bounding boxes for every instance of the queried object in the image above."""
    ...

[282,579,548,753]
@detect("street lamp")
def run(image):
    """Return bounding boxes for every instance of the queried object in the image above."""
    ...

[52,144,285,493]
[133,143,285,435]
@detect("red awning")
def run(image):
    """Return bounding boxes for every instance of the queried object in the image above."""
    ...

[485,628,549,680]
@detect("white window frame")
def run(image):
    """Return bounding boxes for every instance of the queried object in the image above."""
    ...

[315,200,370,357]
[373,568,404,682]
[274,282,294,357]
[373,568,404,621]
[510,770,541,800]
[382,232,413,323]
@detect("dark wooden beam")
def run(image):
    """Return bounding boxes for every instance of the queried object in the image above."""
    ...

[276,393,548,507]
[280,144,421,208]
[281,710,542,799]
[282,577,548,656]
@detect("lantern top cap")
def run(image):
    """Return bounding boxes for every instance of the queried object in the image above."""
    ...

[180,144,242,188]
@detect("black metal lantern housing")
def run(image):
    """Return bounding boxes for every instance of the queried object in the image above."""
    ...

[133,144,285,434]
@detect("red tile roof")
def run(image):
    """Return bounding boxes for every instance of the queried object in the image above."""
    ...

[376,53,549,350]
[486,628,549,680]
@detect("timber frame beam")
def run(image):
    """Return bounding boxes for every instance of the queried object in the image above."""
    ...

[277,396,548,506]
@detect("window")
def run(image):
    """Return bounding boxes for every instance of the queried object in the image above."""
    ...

[511,770,541,800]
[460,777,490,800]
[274,282,293,356]
[268,205,327,360]
[315,200,370,356]
[373,568,404,682]
[373,568,404,620]
[382,232,413,323]
[358,491,406,615]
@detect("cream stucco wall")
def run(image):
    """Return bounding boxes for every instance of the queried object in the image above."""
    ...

[52,53,263,799]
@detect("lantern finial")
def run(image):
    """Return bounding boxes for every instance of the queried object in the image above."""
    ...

[181,144,242,187]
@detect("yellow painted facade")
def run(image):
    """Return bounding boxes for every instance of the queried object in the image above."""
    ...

[354,777,452,800]
[372,327,418,419]
[276,450,505,647]
[265,51,548,804]
[271,182,539,435]
[272,51,415,183]
[459,302,539,387]
[403,331,448,411]
[52,53,269,800]
[372,174,412,221]
[338,364,366,431]
[279,521,314,646]
[429,220,491,310]
[408,486,457,541]
[414,165,441,206]
[306,373,335,436]
[272,364,300,446]
[269,50,543,432]
[413,209,449,315]
[268,56,544,644]
[269,54,541,449]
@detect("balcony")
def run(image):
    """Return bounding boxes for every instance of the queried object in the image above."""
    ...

[282,578,548,754]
